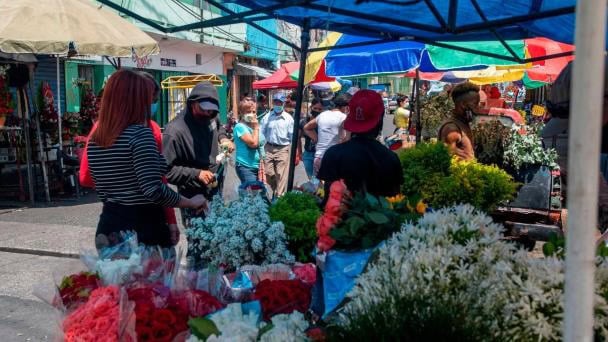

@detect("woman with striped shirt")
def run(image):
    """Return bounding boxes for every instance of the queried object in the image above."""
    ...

[87,69,207,249]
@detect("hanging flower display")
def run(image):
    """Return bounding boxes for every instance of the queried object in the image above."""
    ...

[37,81,59,125]
[0,65,14,117]
[80,86,97,134]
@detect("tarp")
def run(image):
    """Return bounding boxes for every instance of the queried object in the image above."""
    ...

[252,62,299,89]
[321,34,424,78]
[309,33,572,86]
[425,40,525,69]
[0,0,159,57]
[232,1,583,47]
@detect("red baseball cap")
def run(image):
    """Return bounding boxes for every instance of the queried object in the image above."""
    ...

[344,89,384,134]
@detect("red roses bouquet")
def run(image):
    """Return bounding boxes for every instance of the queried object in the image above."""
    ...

[316,180,351,252]
[57,272,101,311]
[63,285,135,342]
[253,279,311,320]
[127,283,224,341]
[166,289,225,318]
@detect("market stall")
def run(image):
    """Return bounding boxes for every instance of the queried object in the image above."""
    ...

[81,0,607,339]
[0,0,160,202]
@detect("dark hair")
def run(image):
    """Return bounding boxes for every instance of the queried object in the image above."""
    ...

[451,82,480,103]
[397,96,408,106]
[333,93,352,107]
[91,69,153,147]
[311,98,322,106]
[139,72,160,96]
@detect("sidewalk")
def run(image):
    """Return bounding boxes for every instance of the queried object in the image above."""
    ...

[0,221,95,258]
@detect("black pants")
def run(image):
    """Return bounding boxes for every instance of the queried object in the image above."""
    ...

[96,202,171,250]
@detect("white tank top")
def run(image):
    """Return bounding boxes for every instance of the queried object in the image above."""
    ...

[315,110,347,159]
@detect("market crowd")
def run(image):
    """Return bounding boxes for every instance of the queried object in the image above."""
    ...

[80,61,608,251]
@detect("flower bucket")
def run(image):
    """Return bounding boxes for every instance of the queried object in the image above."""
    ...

[317,248,375,317]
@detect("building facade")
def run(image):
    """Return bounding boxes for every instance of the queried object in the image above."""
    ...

[33,0,299,127]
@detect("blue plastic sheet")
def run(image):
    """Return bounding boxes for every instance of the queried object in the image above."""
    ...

[230,1,585,47]
[318,248,375,317]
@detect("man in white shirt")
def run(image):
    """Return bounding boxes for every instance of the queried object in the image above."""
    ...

[303,94,350,176]
[260,93,294,197]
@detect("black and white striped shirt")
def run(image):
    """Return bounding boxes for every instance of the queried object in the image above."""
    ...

[88,124,180,207]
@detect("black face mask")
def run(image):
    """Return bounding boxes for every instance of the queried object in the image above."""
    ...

[311,110,321,117]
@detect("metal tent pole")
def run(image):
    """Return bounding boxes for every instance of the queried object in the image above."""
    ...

[28,65,51,202]
[56,57,64,170]
[415,69,422,144]
[287,19,310,192]
[564,0,607,340]
[18,88,35,205]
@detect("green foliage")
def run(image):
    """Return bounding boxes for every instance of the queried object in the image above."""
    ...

[543,233,608,259]
[331,193,405,250]
[269,192,321,262]
[419,93,454,138]
[399,142,451,197]
[399,143,517,212]
[188,317,220,340]
[472,120,512,166]
[328,296,490,342]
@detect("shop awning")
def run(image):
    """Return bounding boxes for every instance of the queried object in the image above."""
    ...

[0,0,159,57]
[235,62,273,78]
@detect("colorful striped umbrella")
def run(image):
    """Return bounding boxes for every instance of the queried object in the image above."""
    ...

[305,32,573,88]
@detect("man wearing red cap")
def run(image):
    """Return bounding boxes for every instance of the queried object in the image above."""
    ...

[317,90,403,201]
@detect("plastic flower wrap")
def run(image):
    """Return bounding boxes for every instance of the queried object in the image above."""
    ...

[187,194,295,270]
[253,279,312,321]
[96,253,143,285]
[82,231,161,285]
[62,285,136,342]
[187,303,309,342]
[291,263,316,286]
[57,272,101,311]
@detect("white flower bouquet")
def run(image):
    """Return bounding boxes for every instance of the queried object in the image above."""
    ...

[331,204,608,341]
[186,303,308,342]
[187,194,295,270]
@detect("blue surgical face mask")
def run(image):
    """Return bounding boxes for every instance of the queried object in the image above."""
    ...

[273,105,284,113]
[150,102,159,115]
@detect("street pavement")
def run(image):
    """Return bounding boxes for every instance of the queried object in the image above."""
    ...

[0,115,396,341]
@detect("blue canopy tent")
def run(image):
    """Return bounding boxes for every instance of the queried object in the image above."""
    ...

[97,3,608,335]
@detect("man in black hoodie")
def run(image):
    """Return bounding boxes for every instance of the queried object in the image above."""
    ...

[163,82,234,223]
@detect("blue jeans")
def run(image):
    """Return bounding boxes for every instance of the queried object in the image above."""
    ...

[235,163,259,184]
[302,150,315,179]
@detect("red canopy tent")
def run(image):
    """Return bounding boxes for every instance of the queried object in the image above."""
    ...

[253,62,299,89]
[253,61,337,89]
